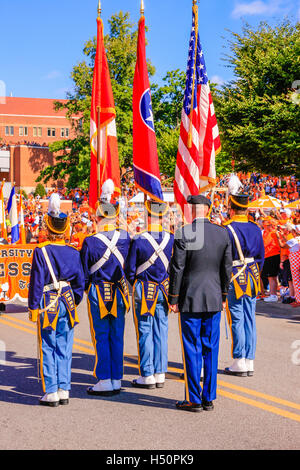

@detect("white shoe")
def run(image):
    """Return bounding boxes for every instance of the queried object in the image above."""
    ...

[132,375,156,389]
[245,359,254,376]
[39,392,60,407]
[225,358,248,376]
[264,295,278,302]
[154,373,165,388]
[58,388,69,404]
[87,379,114,396]
[112,379,121,391]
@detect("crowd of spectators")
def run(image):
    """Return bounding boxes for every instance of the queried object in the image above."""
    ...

[1,171,299,308]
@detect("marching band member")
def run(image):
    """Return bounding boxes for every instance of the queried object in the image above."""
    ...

[168,195,232,412]
[125,200,174,389]
[28,193,85,407]
[80,198,131,396]
[223,193,265,377]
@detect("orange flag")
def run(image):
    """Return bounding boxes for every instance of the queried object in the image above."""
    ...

[89,16,121,210]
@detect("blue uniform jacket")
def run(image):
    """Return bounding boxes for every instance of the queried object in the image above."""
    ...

[28,241,85,329]
[224,215,265,298]
[125,225,174,316]
[80,228,131,317]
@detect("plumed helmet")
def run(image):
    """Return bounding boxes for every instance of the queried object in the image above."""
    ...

[44,193,69,235]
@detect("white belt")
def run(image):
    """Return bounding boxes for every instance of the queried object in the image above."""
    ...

[136,232,170,275]
[89,231,124,274]
[43,281,69,293]
[232,257,254,267]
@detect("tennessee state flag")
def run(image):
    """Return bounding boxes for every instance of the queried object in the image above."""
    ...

[133,14,163,202]
[89,16,121,210]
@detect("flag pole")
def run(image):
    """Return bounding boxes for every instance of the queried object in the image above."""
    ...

[141,0,147,227]
[187,0,199,149]
[97,0,102,201]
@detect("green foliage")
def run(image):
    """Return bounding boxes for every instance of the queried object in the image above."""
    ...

[34,183,46,198]
[216,20,300,177]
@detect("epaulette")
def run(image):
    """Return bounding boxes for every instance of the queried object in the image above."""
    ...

[37,241,51,249]
[248,220,261,227]
[222,219,233,227]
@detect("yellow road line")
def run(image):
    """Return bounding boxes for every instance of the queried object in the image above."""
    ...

[217,379,300,412]
[1,316,300,422]
[0,317,94,353]
[0,318,36,335]
[1,315,36,330]
[217,388,300,424]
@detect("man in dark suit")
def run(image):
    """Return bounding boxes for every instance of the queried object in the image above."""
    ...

[168,195,232,412]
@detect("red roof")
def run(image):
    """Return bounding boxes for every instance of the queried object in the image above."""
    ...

[0,97,74,118]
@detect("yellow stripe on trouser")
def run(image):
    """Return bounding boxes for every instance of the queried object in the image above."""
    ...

[132,283,141,376]
[225,299,234,358]
[178,313,190,403]
[86,291,99,378]
[37,315,46,393]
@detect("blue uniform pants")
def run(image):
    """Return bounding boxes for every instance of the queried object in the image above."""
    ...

[227,281,257,360]
[179,312,221,404]
[38,301,74,394]
[87,284,126,381]
[133,282,169,377]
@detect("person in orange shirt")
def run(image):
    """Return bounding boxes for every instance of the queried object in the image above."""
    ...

[277,226,295,303]
[261,219,281,302]
[38,227,48,244]
[71,224,87,250]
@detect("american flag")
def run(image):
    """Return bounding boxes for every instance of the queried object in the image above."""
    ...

[174,6,221,221]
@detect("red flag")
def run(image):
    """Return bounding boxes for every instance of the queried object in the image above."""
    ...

[132,15,163,202]
[89,17,121,210]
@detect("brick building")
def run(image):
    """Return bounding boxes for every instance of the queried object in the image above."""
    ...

[0,97,79,193]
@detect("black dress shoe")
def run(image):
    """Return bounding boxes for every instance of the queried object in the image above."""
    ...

[86,387,114,396]
[175,400,203,412]
[39,399,59,407]
[59,398,69,405]
[202,400,214,411]
[156,382,164,388]
[224,367,247,377]
[131,379,156,389]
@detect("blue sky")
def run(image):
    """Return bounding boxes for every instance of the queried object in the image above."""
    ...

[1,0,299,99]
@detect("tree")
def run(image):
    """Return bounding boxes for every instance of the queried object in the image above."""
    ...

[215,20,300,177]
[34,183,46,198]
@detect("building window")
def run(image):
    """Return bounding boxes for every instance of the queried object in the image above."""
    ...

[34,127,42,137]
[47,128,56,137]
[60,128,70,138]
[5,126,14,136]
[19,127,28,136]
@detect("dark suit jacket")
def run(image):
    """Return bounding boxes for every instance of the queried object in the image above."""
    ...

[168,218,232,313]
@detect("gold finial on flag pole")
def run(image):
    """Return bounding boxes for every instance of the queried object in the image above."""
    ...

[97,0,102,18]
[140,0,145,16]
